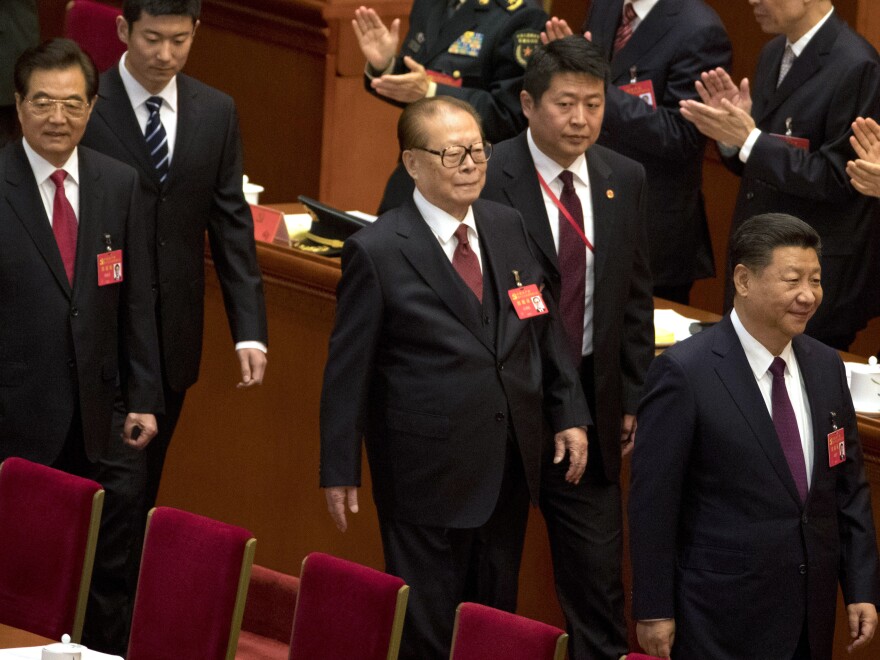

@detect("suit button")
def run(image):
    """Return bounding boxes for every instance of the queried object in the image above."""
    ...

[67,359,75,368]
[497,362,504,371]
[801,513,808,524]
[799,564,807,575]
[746,192,754,200]
[159,239,167,247]
[483,315,490,325]
[70,307,78,317]
[495,412,505,422]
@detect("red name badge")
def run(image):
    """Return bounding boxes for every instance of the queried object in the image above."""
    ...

[508,284,549,320]
[619,80,656,110]
[97,250,123,286]
[827,427,846,467]
[426,70,463,88]
[250,204,287,244]
[770,133,810,150]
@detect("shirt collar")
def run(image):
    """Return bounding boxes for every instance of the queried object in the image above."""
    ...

[629,0,661,22]
[526,128,589,189]
[730,309,795,380]
[413,188,477,245]
[788,7,834,56]
[21,138,80,187]
[118,51,178,113]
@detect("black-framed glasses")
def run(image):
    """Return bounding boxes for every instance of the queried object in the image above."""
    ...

[412,141,492,168]
[23,97,90,119]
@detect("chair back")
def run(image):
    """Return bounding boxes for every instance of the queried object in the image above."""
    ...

[127,507,256,660]
[236,564,300,659]
[64,0,126,72]
[449,602,568,660]
[288,552,409,660]
[0,457,103,642]
[626,655,666,659]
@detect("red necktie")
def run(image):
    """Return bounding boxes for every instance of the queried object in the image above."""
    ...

[453,223,482,303]
[613,2,638,54]
[769,357,809,501]
[50,170,78,285]
[557,171,586,366]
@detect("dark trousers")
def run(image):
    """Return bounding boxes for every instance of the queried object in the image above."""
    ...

[81,380,187,656]
[378,438,530,660]
[539,354,627,660]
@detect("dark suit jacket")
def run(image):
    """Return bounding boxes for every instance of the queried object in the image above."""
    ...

[630,315,880,659]
[721,12,880,340]
[585,0,731,287]
[0,141,163,463]
[319,198,590,528]
[81,66,268,392]
[0,0,39,107]
[482,134,654,482]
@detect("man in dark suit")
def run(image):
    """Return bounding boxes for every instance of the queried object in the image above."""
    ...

[482,36,654,659]
[680,0,880,349]
[320,96,590,660]
[0,0,39,147]
[352,0,547,212]
[543,0,731,304]
[78,0,268,653]
[630,213,880,659]
[0,39,161,480]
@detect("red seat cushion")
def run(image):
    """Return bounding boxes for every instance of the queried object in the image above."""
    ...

[451,602,565,660]
[64,0,126,72]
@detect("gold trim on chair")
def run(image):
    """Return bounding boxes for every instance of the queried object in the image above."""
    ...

[72,488,104,643]
[225,537,257,660]
[386,584,409,660]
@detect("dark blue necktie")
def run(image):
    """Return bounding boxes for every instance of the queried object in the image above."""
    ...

[145,96,169,184]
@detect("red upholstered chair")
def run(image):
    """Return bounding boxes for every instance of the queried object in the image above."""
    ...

[626,655,665,659]
[127,507,256,660]
[288,552,409,660]
[64,0,126,72]
[0,457,104,643]
[449,602,569,660]
[235,564,300,659]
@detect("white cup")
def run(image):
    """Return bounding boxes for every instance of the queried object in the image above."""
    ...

[242,174,264,205]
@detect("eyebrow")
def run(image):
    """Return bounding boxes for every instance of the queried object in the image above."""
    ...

[29,91,86,101]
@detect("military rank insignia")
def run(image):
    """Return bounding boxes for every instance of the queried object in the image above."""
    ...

[505,0,523,10]
[448,31,484,57]
[514,30,540,68]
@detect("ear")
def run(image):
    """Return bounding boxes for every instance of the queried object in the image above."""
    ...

[192,19,200,38]
[732,263,752,298]
[520,89,534,120]
[402,150,419,180]
[116,16,130,46]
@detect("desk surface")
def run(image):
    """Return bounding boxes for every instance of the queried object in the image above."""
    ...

[0,624,52,649]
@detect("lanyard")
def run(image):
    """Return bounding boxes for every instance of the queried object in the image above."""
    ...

[536,169,594,253]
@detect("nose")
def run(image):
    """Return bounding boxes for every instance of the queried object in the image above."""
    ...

[48,102,66,122]
[796,282,817,305]
[571,103,587,126]
[157,40,173,61]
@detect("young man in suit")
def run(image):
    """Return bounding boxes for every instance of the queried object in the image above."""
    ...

[680,0,880,349]
[543,0,731,304]
[481,36,654,660]
[320,96,590,660]
[0,39,162,486]
[79,0,268,653]
[630,213,880,659]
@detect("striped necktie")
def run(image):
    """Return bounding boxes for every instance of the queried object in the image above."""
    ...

[145,96,170,184]
[776,44,796,88]
[613,3,638,54]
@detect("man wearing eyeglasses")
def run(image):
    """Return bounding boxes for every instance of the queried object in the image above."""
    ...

[320,96,590,660]
[0,36,162,529]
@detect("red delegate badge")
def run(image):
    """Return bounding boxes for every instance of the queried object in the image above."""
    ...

[97,250,123,286]
[509,284,549,320]
[770,133,809,150]
[827,427,845,467]
[619,80,656,110]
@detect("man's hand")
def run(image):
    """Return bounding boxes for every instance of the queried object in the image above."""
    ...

[553,426,588,484]
[847,158,880,198]
[695,68,752,115]
[620,414,637,457]
[370,56,430,103]
[353,6,400,72]
[850,117,880,162]
[237,348,267,388]
[123,412,157,449]
[324,486,359,532]
[637,619,675,659]
[679,97,756,148]
[847,602,878,653]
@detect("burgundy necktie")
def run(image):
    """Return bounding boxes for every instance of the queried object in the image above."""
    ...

[557,171,586,366]
[613,2,638,54]
[50,170,78,285]
[769,357,809,502]
[453,223,482,303]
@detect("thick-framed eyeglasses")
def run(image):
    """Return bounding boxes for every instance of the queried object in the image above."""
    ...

[412,141,492,168]
[23,97,90,119]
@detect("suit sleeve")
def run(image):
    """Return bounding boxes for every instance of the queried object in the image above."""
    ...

[629,350,696,619]
[602,21,732,164]
[205,100,269,346]
[620,164,654,414]
[319,237,385,487]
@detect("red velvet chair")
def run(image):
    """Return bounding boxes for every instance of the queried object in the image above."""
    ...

[288,552,409,660]
[127,507,256,660]
[64,0,126,72]
[0,457,104,643]
[236,564,300,659]
[449,602,569,660]
[626,654,665,659]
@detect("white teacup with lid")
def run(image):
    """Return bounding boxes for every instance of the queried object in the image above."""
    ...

[850,356,880,413]
[41,633,83,660]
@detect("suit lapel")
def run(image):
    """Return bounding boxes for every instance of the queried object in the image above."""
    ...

[397,200,494,352]
[610,0,681,82]
[712,317,804,506]
[74,150,103,296]
[586,148,612,291]
[4,142,72,296]
[424,1,481,63]
[473,204,515,356]
[590,0,624,61]
[169,75,199,187]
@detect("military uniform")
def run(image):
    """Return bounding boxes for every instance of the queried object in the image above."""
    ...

[370,0,546,212]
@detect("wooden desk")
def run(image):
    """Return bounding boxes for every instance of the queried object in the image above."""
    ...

[0,624,53,649]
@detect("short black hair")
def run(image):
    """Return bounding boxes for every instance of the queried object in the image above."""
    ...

[123,0,201,26]
[14,38,98,101]
[398,96,483,152]
[523,35,609,103]
[729,213,822,272]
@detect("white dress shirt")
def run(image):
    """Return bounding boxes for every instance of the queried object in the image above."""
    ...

[527,129,595,355]
[414,188,482,272]
[22,139,80,226]
[118,52,179,163]
[626,0,661,33]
